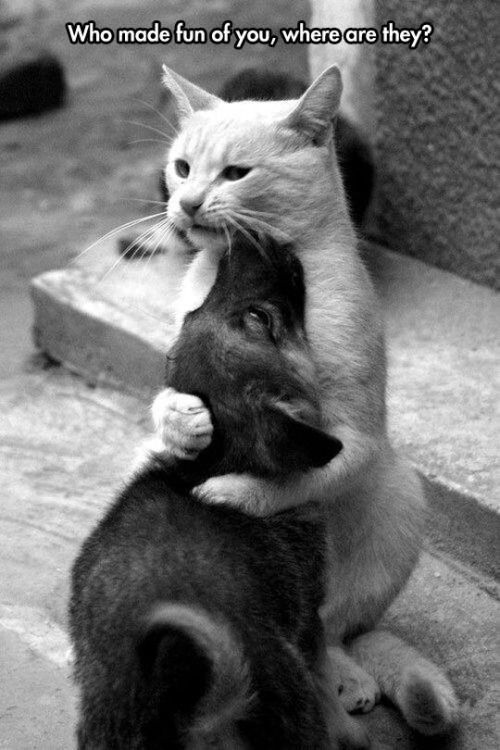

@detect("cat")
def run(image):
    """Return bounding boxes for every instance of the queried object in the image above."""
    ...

[149,63,459,736]
[158,67,374,230]
[69,234,369,750]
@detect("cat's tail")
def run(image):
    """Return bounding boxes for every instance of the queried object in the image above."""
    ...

[349,630,459,736]
[137,603,252,741]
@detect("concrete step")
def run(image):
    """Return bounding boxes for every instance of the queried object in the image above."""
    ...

[30,239,499,579]
[31,234,185,394]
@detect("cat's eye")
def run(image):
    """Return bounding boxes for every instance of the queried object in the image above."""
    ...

[175,159,190,178]
[221,165,251,181]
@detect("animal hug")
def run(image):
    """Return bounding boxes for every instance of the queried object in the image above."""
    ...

[69,65,459,748]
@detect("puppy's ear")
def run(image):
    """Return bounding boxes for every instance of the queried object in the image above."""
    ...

[270,401,342,468]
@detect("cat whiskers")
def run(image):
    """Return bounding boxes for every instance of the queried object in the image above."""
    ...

[233,206,276,221]
[117,222,163,264]
[221,207,291,257]
[129,138,174,147]
[221,211,267,258]
[221,221,233,256]
[235,208,291,241]
[139,218,178,274]
[131,98,180,138]
[124,214,179,265]
[220,203,291,243]
[95,216,172,285]
[70,212,169,266]
[127,198,168,208]
[123,120,174,145]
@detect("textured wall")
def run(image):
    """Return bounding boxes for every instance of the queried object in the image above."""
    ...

[375,1,499,288]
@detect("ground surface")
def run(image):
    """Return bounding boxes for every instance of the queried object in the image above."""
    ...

[0,1,498,748]
[0,368,498,749]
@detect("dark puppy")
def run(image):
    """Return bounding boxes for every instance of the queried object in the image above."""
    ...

[70,236,368,749]
[167,238,338,484]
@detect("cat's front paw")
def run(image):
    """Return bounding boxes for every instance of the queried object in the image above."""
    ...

[329,647,380,714]
[130,436,176,476]
[152,388,213,460]
[193,474,258,511]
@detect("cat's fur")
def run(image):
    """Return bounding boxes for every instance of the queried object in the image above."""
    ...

[70,235,369,750]
[151,64,459,736]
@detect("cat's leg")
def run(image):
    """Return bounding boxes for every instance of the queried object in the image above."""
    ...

[140,247,217,464]
[348,630,459,736]
[327,646,380,714]
[130,435,175,477]
[193,425,381,514]
[151,387,213,460]
[131,389,213,475]
[320,459,425,717]
[313,638,372,749]
[193,467,329,514]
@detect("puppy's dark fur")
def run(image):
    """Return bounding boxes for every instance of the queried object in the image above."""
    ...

[69,236,370,749]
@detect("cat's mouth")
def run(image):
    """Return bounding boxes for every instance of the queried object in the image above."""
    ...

[189,223,221,236]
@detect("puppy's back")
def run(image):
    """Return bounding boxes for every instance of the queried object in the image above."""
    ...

[71,467,329,749]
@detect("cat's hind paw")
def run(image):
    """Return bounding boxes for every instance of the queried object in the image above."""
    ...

[399,666,459,736]
[328,647,381,714]
[152,388,213,460]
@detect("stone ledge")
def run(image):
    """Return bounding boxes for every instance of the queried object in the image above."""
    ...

[30,241,184,394]
[31,267,168,394]
[30,241,499,577]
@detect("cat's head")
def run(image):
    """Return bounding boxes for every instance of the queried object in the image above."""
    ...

[162,64,348,252]
[167,233,342,479]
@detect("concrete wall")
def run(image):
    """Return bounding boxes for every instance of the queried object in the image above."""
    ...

[374,1,498,288]
[309,0,498,289]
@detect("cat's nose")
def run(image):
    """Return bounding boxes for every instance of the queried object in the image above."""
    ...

[179,198,202,218]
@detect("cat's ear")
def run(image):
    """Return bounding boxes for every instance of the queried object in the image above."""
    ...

[282,65,342,145]
[271,401,343,468]
[162,64,222,122]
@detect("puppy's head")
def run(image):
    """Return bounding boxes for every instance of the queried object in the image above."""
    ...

[168,233,342,477]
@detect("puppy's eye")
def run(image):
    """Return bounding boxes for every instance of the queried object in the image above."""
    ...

[221,165,251,181]
[243,306,274,339]
[175,159,190,178]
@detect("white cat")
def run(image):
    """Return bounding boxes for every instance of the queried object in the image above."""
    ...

[150,64,459,736]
